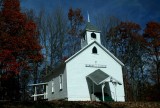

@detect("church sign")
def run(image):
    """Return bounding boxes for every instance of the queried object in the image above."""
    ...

[85,64,107,68]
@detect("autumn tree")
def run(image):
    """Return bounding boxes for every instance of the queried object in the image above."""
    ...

[0,0,42,100]
[143,21,160,101]
[67,8,84,55]
[107,21,148,101]
[143,21,160,85]
[68,8,84,36]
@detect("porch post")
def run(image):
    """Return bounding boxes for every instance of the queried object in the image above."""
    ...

[34,86,37,101]
[92,81,94,101]
[46,84,48,99]
[114,82,117,101]
[43,84,46,99]
[101,83,105,102]
[92,82,94,94]
[112,82,117,101]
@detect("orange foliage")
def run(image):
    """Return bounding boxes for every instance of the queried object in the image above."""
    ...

[144,21,160,48]
[143,21,160,85]
[0,0,43,79]
[68,8,84,36]
[113,21,143,49]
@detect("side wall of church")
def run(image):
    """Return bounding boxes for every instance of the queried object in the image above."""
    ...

[47,67,68,101]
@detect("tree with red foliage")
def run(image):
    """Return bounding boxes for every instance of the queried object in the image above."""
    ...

[143,22,160,101]
[67,8,84,55]
[143,21,160,85]
[68,8,84,37]
[0,0,42,100]
[116,22,143,101]
[108,21,149,101]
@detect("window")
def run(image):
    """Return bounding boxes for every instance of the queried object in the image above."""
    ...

[92,47,97,54]
[83,35,85,40]
[51,80,54,93]
[59,74,63,90]
[91,32,96,39]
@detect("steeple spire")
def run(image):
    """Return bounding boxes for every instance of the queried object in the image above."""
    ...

[87,11,90,22]
[81,13,101,48]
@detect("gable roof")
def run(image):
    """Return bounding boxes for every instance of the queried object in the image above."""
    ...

[85,22,100,32]
[87,69,122,85]
[65,41,124,66]
[87,69,109,85]
[43,63,66,82]
[80,22,101,37]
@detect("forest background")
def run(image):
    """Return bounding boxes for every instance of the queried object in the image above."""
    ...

[0,0,159,101]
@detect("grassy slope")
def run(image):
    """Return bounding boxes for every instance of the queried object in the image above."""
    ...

[0,101,160,108]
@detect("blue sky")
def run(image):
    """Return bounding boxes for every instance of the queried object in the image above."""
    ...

[21,0,160,27]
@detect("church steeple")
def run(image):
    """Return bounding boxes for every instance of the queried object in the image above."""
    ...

[81,15,101,48]
[87,12,90,22]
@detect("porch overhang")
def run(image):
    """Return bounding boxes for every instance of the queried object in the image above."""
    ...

[87,69,122,85]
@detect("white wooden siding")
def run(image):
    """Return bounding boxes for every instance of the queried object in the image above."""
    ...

[66,43,125,101]
[47,67,68,101]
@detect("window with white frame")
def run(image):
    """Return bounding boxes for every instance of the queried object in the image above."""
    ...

[59,74,63,90]
[51,80,54,93]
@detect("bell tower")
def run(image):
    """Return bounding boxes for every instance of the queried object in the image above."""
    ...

[81,14,101,48]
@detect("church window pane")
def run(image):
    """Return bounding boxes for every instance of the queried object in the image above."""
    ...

[59,74,63,90]
[52,80,54,93]
[92,47,97,54]
[91,33,96,39]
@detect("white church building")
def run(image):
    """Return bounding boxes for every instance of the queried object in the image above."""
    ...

[30,19,125,102]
